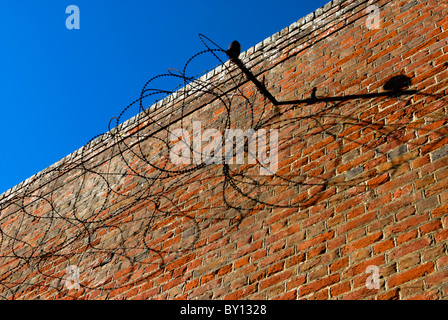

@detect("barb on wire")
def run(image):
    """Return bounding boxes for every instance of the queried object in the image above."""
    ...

[0,29,444,300]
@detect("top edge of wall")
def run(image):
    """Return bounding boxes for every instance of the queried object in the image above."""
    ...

[0,0,352,204]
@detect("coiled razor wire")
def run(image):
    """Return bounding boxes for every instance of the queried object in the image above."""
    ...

[0,25,445,299]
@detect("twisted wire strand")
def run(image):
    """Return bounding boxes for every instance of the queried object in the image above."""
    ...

[0,13,444,298]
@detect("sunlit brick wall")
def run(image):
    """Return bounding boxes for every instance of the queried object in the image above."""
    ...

[0,0,447,300]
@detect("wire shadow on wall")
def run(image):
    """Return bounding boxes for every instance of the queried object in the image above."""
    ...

[0,28,446,299]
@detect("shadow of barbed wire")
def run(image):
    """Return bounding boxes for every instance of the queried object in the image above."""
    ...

[0,31,446,299]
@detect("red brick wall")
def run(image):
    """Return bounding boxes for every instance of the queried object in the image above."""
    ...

[0,0,447,300]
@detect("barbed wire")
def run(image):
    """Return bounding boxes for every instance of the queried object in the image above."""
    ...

[0,4,446,298]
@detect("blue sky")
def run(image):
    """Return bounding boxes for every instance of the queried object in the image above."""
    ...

[0,0,330,194]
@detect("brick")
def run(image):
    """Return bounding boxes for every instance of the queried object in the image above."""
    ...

[421,135,448,156]
[367,172,390,189]
[377,171,418,194]
[259,247,294,268]
[384,213,429,237]
[286,275,306,291]
[223,284,257,300]
[268,261,285,276]
[286,252,306,268]
[424,179,448,198]
[330,281,351,297]
[367,193,392,212]
[389,237,432,260]
[341,231,383,255]
[329,257,349,273]
[234,256,250,269]
[422,244,445,263]
[417,195,440,212]
[420,219,443,235]
[344,255,386,280]
[414,174,435,190]
[249,270,266,285]
[432,203,448,218]
[164,253,196,272]
[397,229,419,245]
[388,144,408,160]
[374,238,395,254]
[338,211,376,234]
[298,274,340,297]
[378,288,400,300]
[408,289,439,300]
[398,253,421,271]
[380,193,422,217]
[346,165,365,179]
[260,270,293,291]
[434,229,448,243]
[217,264,233,277]
[403,37,438,60]
[388,262,434,288]
[437,256,448,269]
[275,290,297,300]
[336,194,368,213]
[297,231,335,252]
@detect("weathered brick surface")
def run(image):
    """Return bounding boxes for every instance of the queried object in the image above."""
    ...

[0,0,447,300]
